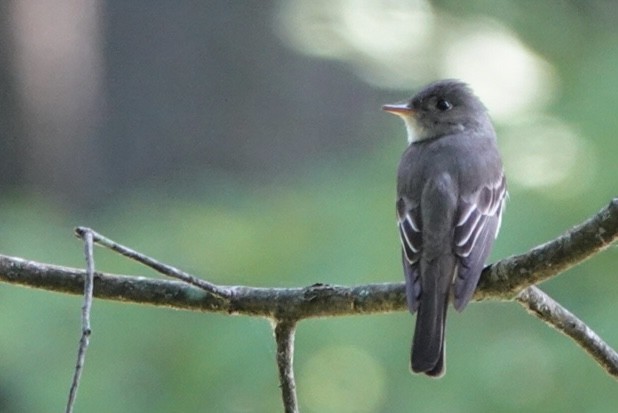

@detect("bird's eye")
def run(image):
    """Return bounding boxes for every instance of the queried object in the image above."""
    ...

[436,99,452,111]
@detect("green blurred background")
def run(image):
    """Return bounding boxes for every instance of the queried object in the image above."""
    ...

[0,1,617,412]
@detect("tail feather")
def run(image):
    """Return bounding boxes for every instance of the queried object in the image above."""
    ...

[411,255,454,378]
[411,290,448,377]
[425,345,445,377]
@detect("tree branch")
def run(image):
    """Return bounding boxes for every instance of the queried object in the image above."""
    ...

[476,197,618,300]
[0,198,616,409]
[517,286,618,378]
[1,198,616,319]
[0,254,403,317]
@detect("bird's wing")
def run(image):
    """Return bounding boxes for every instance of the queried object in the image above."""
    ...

[397,199,422,313]
[453,173,507,311]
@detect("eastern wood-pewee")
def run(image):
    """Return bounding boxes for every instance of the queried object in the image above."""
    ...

[383,80,507,377]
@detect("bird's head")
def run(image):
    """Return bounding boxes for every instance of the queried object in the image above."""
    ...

[383,79,489,143]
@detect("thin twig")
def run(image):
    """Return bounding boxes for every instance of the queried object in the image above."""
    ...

[74,226,230,300]
[66,229,95,413]
[517,285,618,378]
[274,320,299,413]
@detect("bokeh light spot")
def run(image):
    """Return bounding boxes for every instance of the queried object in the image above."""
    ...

[440,19,556,121]
[501,116,597,197]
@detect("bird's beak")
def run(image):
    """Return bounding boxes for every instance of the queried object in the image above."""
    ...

[383,101,421,143]
[382,102,415,116]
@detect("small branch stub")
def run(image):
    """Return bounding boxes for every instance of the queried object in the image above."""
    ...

[274,320,299,413]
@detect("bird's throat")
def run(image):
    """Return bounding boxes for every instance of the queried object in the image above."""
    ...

[402,117,423,143]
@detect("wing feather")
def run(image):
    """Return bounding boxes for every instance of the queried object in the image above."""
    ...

[397,200,422,312]
[453,174,507,311]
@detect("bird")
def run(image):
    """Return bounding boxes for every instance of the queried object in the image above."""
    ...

[382,80,507,377]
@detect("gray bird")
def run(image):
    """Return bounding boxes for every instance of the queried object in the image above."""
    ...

[383,80,506,377]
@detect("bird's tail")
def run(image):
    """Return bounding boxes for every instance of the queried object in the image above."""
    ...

[411,257,454,378]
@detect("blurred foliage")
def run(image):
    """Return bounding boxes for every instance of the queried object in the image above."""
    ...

[1,1,617,413]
